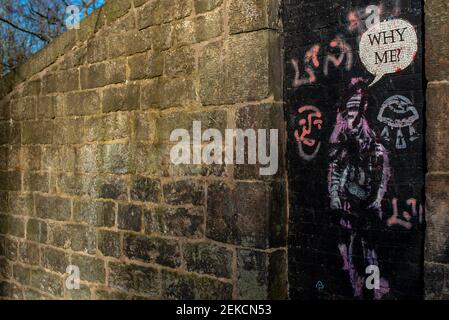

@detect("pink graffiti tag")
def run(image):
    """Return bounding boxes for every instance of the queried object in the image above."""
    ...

[387,198,421,229]
[305,44,321,68]
[347,11,362,33]
[291,36,354,88]
[324,35,353,75]
[294,105,323,161]
[291,45,321,87]
[346,3,401,38]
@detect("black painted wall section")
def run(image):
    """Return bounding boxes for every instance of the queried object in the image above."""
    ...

[284,0,424,299]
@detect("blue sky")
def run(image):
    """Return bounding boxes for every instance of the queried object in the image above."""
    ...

[37,0,106,52]
[1,0,107,72]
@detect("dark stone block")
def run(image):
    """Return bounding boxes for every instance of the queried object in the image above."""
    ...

[163,180,205,206]
[183,242,233,278]
[123,234,181,268]
[206,181,286,249]
[118,205,142,232]
[161,270,232,300]
[108,262,160,297]
[237,249,288,299]
[131,177,162,203]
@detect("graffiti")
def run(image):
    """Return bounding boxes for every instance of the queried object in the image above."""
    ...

[324,35,353,76]
[294,105,323,161]
[378,95,419,149]
[329,79,390,213]
[387,198,412,229]
[305,44,321,68]
[291,58,315,87]
[347,5,380,37]
[286,0,423,300]
[347,2,402,38]
[360,19,418,86]
[380,0,403,20]
[291,45,321,87]
[328,78,390,299]
[291,37,353,88]
[387,198,424,229]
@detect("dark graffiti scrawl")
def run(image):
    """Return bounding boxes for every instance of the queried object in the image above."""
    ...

[285,0,424,300]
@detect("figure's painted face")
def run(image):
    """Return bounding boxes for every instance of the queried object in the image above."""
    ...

[344,94,363,131]
[347,109,360,130]
[295,105,323,151]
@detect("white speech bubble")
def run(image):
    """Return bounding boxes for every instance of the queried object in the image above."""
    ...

[359,19,418,86]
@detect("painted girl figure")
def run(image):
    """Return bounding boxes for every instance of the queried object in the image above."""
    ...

[328,78,390,299]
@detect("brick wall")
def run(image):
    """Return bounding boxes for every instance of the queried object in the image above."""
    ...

[0,0,287,300]
[424,0,449,300]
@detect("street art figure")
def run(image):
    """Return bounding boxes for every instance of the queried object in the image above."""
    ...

[378,95,419,150]
[294,105,323,161]
[328,78,390,299]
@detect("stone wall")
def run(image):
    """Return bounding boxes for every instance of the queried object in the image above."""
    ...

[0,0,287,300]
[424,0,449,300]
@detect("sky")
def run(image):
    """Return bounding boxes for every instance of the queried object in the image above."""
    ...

[0,0,107,73]
[6,0,106,54]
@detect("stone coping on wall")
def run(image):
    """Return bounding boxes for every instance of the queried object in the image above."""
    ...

[0,0,134,99]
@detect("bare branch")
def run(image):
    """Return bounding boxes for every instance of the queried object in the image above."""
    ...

[28,5,63,26]
[0,16,51,42]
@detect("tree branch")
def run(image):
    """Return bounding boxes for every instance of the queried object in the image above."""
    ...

[0,16,51,42]
[29,3,63,24]
[1,61,13,69]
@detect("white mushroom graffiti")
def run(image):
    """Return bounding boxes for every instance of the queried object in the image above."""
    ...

[377,95,419,149]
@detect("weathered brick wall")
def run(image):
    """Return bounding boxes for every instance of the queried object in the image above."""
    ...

[424,0,449,300]
[0,0,287,300]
